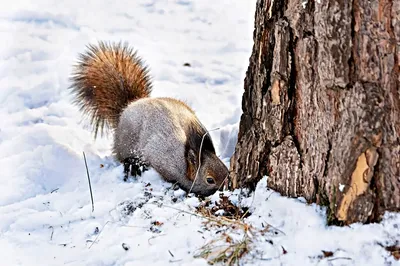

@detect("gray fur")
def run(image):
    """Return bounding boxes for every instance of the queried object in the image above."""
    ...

[114,97,228,196]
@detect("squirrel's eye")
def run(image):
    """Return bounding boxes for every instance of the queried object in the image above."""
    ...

[206,177,215,184]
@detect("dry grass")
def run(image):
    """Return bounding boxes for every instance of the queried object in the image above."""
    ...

[193,194,270,265]
[194,234,250,265]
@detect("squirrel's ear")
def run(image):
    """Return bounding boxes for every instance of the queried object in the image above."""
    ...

[186,149,198,181]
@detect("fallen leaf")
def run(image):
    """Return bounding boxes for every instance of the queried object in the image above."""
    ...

[385,245,400,260]
[122,243,130,251]
[282,246,287,254]
[322,250,334,258]
[152,221,164,226]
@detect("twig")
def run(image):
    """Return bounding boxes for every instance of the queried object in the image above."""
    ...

[256,254,281,261]
[50,188,59,194]
[168,250,175,257]
[166,181,180,194]
[188,128,220,195]
[160,204,217,222]
[122,225,149,229]
[169,259,182,263]
[217,174,229,191]
[64,260,80,265]
[240,208,251,220]
[83,151,94,212]
[261,219,286,236]
[265,191,274,201]
[327,257,352,262]
[148,234,166,245]
[88,221,110,249]
[49,226,54,241]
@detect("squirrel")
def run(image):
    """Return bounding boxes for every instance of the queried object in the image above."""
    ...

[69,41,229,197]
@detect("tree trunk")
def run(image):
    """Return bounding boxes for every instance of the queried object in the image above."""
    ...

[229,0,400,225]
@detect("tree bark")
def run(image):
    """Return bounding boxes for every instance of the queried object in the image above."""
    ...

[229,0,400,224]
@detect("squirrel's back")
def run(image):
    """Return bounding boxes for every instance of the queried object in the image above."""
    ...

[115,97,194,160]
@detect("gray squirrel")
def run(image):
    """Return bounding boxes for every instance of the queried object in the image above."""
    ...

[69,41,229,196]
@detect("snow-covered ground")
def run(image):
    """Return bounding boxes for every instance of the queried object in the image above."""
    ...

[0,1,399,265]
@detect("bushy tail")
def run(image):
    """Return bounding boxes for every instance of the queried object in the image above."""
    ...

[69,41,152,138]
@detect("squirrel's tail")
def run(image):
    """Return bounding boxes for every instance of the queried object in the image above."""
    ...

[69,41,152,138]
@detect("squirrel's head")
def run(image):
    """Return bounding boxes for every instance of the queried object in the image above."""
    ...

[186,149,229,197]
[184,128,229,197]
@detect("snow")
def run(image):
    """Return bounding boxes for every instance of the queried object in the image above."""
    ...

[1,0,399,265]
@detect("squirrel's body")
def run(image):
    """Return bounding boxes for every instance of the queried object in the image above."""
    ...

[70,41,228,196]
[115,97,214,194]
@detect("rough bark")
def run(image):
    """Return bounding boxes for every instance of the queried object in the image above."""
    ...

[229,0,399,224]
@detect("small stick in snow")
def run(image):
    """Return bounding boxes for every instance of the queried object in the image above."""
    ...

[49,226,54,241]
[83,151,95,212]
[148,234,167,245]
[88,221,110,249]
[327,257,352,262]
[217,174,229,191]
[50,188,59,193]
[122,225,149,229]
[265,191,274,201]
[122,243,130,251]
[168,250,175,257]
[160,204,210,220]
[257,254,281,261]
[169,259,183,263]
[261,219,286,236]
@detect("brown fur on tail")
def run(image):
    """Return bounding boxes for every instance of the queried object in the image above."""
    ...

[69,41,152,138]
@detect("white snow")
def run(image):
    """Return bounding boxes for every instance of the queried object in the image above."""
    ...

[1,0,399,265]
